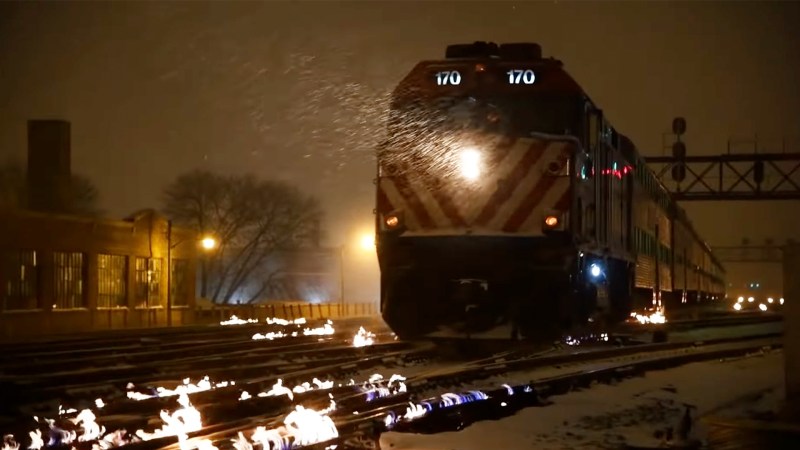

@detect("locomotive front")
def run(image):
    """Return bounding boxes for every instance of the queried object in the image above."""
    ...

[376,43,594,339]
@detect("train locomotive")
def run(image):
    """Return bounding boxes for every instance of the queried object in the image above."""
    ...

[375,42,725,340]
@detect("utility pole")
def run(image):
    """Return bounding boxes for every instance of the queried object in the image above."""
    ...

[167,220,173,327]
[338,246,345,307]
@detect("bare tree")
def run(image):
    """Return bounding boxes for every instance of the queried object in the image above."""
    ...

[162,170,322,304]
[0,157,103,216]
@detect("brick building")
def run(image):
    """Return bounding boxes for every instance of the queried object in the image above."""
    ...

[0,209,197,338]
[0,120,198,339]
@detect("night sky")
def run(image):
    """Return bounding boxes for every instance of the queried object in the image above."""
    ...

[2,1,799,299]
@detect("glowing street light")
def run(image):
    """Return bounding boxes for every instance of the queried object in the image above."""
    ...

[201,236,217,251]
[360,233,375,251]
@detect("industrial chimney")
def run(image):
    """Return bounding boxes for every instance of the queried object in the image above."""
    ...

[27,119,72,213]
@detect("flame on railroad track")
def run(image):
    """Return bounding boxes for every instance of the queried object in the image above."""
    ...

[352,327,376,347]
[252,320,335,340]
[126,376,235,401]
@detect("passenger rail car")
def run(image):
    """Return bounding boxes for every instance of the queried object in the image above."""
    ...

[375,42,725,340]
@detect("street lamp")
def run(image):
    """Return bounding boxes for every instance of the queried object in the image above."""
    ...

[201,236,217,251]
[166,221,218,326]
[338,232,376,306]
[359,233,375,251]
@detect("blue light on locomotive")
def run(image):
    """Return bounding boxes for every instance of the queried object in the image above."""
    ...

[589,263,602,279]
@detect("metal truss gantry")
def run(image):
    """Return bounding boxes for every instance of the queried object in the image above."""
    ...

[645,152,800,201]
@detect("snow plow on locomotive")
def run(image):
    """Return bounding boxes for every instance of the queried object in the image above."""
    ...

[375,42,725,340]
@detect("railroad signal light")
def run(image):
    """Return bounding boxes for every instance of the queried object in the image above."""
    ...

[672,117,687,136]
[671,141,687,182]
[672,164,686,183]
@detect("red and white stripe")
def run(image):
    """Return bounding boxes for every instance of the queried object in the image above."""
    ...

[377,134,576,236]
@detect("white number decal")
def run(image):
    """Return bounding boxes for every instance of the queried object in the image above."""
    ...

[506,69,536,85]
[436,70,462,86]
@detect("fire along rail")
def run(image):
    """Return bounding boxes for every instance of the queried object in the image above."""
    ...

[2,331,777,450]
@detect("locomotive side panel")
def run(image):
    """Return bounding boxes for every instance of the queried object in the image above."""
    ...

[632,179,655,291]
[657,204,672,295]
[671,218,690,302]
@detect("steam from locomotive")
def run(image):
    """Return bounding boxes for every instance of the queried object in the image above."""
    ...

[375,42,725,340]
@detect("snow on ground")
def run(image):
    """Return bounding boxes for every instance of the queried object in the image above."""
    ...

[381,350,783,450]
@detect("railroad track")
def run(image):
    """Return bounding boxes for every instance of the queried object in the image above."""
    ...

[139,332,782,450]
[1,327,781,450]
[0,313,782,450]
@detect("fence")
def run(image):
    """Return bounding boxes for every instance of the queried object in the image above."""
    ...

[195,302,378,325]
[0,301,379,341]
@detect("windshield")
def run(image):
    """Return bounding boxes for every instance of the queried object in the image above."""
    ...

[387,93,581,145]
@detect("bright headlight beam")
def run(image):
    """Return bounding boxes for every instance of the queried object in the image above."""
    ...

[459,148,482,181]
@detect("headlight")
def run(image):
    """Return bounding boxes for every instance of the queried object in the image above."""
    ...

[382,211,403,231]
[385,215,399,228]
[458,147,482,181]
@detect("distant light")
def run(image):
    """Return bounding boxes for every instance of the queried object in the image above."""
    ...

[747,296,754,303]
[360,233,375,251]
[733,302,742,311]
[768,297,774,304]
[201,236,217,250]
[759,303,767,312]
[737,296,744,303]
[590,264,601,278]
[780,297,784,305]
[544,215,559,228]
